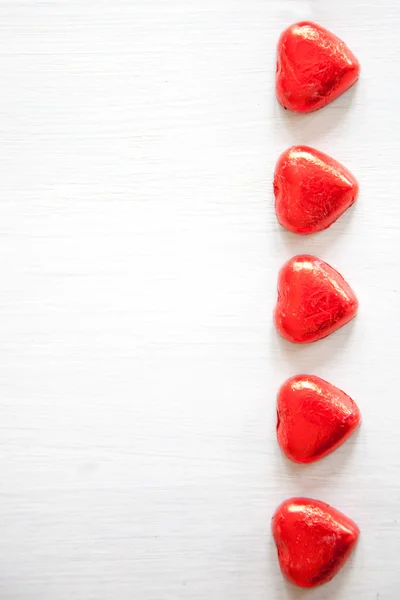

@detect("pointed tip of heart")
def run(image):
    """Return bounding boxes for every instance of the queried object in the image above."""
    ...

[277,374,361,463]
[276,21,360,113]
[272,497,360,587]
[274,146,359,234]
[274,255,358,344]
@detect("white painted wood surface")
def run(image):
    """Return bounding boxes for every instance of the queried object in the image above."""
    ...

[0,1,398,598]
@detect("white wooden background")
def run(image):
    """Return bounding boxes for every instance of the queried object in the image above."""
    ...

[0,1,399,598]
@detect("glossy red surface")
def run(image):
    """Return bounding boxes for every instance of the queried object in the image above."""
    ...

[272,497,359,588]
[276,21,360,113]
[276,375,361,463]
[274,146,359,234]
[274,255,358,344]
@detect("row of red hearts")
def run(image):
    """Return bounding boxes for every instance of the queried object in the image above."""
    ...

[271,21,362,589]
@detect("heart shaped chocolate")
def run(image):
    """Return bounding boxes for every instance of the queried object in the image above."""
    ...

[274,146,359,234]
[272,497,359,587]
[277,374,361,463]
[276,22,360,112]
[274,255,358,343]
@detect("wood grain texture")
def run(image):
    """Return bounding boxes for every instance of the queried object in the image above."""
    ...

[0,0,398,598]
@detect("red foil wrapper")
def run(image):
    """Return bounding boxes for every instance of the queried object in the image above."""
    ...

[274,255,358,343]
[276,21,360,113]
[274,146,359,234]
[272,497,359,587]
[276,374,361,463]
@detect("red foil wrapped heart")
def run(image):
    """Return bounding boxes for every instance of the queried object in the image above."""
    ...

[274,255,358,343]
[274,146,359,234]
[272,497,359,587]
[276,21,360,112]
[277,375,361,463]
